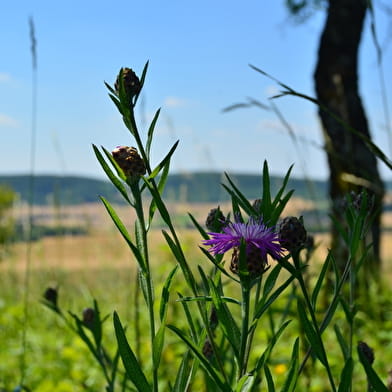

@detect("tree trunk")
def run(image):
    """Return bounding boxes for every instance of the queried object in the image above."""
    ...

[314,0,384,271]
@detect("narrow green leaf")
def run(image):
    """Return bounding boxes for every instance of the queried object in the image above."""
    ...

[92,144,131,204]
[91,299,103,348]
[189,212,209,239]
[108,92,124,115]
[149,157,171,225]
[178,295,240,306]
[167,325,230,392]
[271,164,294,209]
[148,140,179,180]
[134,61,149,106]
[152,323,166,369]
[280,337,299,392]
[261,160,272,216]
[334,324,350,361]
[311,252,332,308]
[101,146,127,181]
[138,269,150,305]
[209,278,241,359]
[357,346,389,392]
[253,274,295,321]
[337,357,353,392]
[235,374,256,392]
[146,108,161,159]
[160,265,179,322]
[263,364,276,392]
[143,181,173,226]
[113,311,151,391]
[172,349,194,392]
[69,312,97,358]
[162,230,199,295]
[297,299,327,367]
[198,246,239,283]
[262,264,282,298]
[177,293,198,341]
[253,320,291,375]
[100,197,146,272]
[223,173,254,214]
[270,190,295,226]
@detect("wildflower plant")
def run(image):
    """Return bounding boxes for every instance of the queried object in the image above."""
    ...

[40,64,391,391]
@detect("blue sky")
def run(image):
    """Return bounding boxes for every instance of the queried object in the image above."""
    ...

[0,1,391,181]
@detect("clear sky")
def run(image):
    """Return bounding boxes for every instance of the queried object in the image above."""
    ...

[1,1,391,182]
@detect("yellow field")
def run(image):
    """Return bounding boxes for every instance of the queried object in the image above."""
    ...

[3,199,392,276]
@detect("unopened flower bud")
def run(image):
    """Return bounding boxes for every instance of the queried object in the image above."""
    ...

[230,244,269,278]
[278,216,307,253]
[43,287,58,307]
[112,146,146,178]
[205,207,226,232]
[114,67,141,99]
[82,307,95,327]
[209,306,219,331]
[358,341,375,365]
[202,339,214,360]
[252,198,262,212]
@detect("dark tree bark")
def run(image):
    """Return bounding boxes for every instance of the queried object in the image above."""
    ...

[314,0,384,269]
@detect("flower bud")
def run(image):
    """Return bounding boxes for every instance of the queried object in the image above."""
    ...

[43,287,58,308]
[114,67,141,99]
[205,207,226,232]
[112,146,146,178]
[358,341,375,365]
[82,307,95,327]
[252,198,262,212]
[202,339,214,360]
[230,243,269,278]
[278,216,307,253]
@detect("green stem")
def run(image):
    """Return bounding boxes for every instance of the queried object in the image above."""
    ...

[131,182,158,392]
[239,281,251,378]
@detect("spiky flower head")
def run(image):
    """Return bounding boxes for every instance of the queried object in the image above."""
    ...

[203,217,283,278]
[112,146,146,178]
[278,216,307,253]
[205,207,227,232]
[114,67,141,99]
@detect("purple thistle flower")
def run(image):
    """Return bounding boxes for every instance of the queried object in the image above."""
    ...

[203,217,283,261]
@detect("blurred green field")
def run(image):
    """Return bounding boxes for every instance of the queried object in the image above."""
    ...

[1,202,392,390]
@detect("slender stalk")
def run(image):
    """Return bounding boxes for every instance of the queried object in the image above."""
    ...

[20,17,38,387]
[239,282,251,377]
[131,182,158,392]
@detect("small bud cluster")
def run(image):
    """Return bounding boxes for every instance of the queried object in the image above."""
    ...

[278,216,307,253]
[114,68,141,99]
[112,146,146,178]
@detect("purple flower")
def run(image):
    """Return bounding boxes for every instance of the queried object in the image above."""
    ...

[203,217,283,260]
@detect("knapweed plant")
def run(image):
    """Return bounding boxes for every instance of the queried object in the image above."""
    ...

[42,64,390,391]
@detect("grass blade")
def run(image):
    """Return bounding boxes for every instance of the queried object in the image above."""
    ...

[113,311,151,391]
